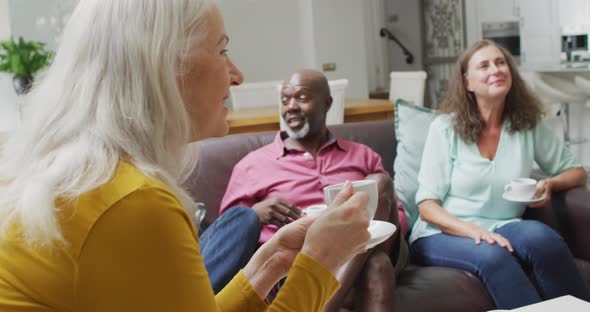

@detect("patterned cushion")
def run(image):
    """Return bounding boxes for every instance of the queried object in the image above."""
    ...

[393,99,436,232]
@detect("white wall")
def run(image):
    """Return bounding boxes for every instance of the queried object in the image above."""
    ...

[383,1,423,73]
[0,0,77,132]
[0,0,10,40]
[364,0,388,92]
[0,0,18,132]
[3,0,374,101]
[0,73,18,132]
[218,0,369,98]
[8,0,76,50]
[218,0,309,83]
[311,0,369,98]
[559,0,590,33]
[464,1,480,47]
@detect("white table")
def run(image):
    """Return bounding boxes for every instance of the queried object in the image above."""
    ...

[522,62,590,73]
[488,295,590,311]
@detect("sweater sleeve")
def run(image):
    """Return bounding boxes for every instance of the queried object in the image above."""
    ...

[76,186,265,312]
[267,253,340,312]
[76,186,340,312]
[217,254,340,312]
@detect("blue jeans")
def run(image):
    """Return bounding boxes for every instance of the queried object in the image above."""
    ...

[411,220,590,309]
[200,206,261,293]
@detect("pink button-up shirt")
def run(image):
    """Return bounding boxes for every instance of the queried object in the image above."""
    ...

[220,131,388,244]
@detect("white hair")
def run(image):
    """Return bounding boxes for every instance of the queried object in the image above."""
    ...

[0,0,214,246]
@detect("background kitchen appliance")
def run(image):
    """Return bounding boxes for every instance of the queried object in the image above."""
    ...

[482,21,521,63]
[561,24,590,62]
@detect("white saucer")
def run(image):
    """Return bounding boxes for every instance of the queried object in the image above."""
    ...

[366,220,397,249]
[502,191,545,204]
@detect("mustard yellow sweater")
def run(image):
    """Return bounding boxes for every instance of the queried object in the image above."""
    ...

[0,161,339,311]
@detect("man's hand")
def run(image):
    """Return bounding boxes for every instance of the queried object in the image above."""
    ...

[252,197,302,227]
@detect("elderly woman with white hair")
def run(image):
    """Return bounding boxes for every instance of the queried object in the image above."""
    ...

[0,1,372,311]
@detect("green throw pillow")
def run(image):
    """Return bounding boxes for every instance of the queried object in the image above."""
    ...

[393,99,436,233]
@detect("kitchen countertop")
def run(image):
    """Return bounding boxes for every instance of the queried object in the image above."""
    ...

[522,61,590,73]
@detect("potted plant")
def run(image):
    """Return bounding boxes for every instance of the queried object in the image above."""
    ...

[0,36,53,95]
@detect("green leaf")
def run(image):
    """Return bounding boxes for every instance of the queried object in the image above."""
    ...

[9,54,25,75]
[7,39,16,50]
[0,36,52,75]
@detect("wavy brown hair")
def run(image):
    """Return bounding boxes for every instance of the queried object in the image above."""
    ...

[438,40,544,143]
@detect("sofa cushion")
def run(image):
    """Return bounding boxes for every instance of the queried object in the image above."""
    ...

[393,99,436,232]
[395,265,494,312]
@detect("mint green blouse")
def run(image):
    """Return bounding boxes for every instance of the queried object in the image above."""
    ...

[410,114,580,243]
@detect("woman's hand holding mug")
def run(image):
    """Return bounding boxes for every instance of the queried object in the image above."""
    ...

[301,181,371,274]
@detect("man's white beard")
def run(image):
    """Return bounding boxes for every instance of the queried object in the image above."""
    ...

[285,119,310,139]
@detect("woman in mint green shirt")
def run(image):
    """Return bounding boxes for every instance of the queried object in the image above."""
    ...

[411,40,590,310]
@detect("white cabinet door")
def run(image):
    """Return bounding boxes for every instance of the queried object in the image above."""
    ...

[477,0,518,24]
[558,0,590,31]
[469,0,519,46]
[518,0,561,67]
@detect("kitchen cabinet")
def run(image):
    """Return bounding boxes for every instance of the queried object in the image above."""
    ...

[518,0,561,67]
[477,0,518,23]
[559,0,590,31]
[469,0,561,68]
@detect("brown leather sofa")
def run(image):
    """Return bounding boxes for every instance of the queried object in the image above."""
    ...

[185,120,590,312]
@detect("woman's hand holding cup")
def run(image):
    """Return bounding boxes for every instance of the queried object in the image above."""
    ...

[301,181,371,274]
[504,177,551,207]
[529,179,552,207]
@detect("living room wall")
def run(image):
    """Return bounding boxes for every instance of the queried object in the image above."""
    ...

[217,0,370,99]
[0,0,376,131]
[0,0,16,132]
[0,0,76,132]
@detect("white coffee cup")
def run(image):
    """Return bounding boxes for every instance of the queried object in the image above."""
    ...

[304,204,327,218]
[504,178,537,200]
[323,180,378,219]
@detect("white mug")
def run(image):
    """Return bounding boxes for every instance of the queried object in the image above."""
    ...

[304,204,327,218]
[504,178,537,200]
[323,180,378,219]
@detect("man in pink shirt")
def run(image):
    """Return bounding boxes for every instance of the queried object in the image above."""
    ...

[200,69,405,311]
[220,119,389,244]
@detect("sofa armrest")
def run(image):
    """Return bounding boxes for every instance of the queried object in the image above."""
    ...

[523,186,590,262]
